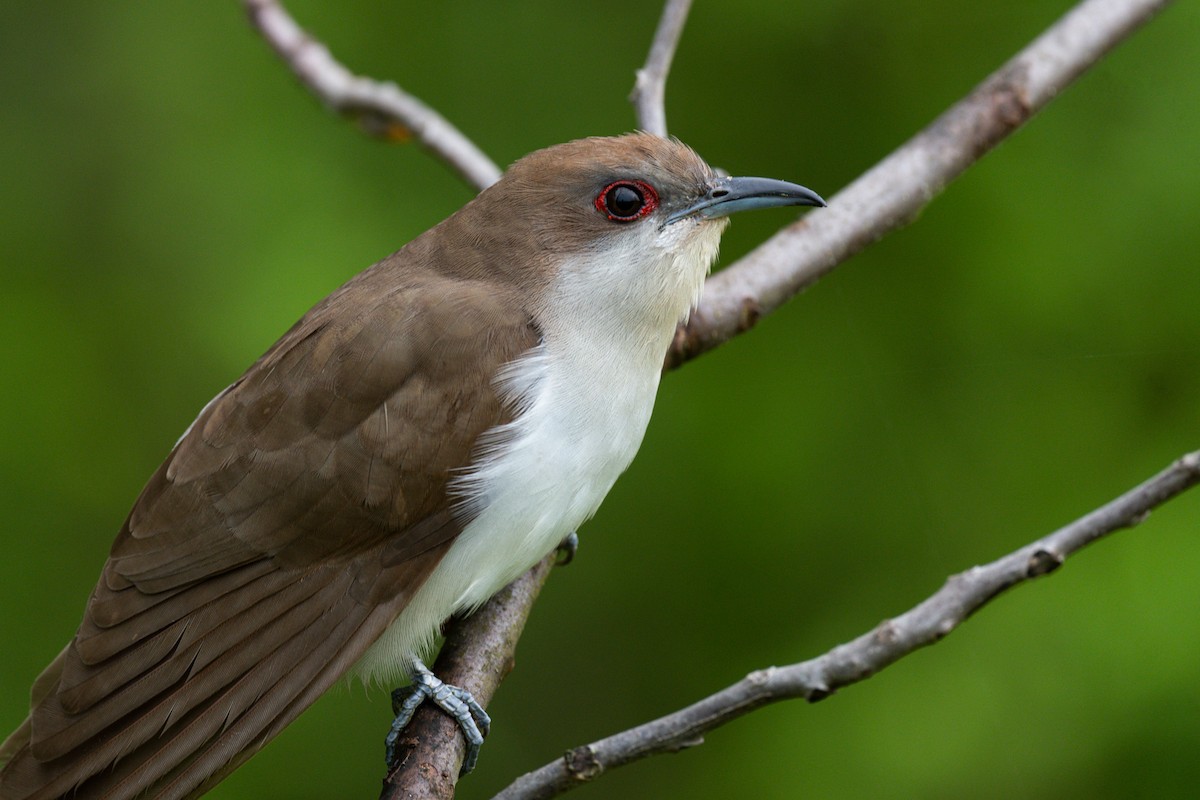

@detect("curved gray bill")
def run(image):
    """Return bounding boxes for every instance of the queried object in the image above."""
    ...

[667,176,826,225]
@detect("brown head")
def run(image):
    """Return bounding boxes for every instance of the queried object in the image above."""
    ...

[424,133,824,342]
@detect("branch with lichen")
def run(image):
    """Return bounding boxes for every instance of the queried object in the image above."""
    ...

[240,0,1181,797]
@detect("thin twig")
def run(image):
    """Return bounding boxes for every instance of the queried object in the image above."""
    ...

[242,0,501,191]
[238,0,1180,796]
[666,0,1173,368]
[380,0,1176,794]
[629,0,694,137]
[493,451,1200,800]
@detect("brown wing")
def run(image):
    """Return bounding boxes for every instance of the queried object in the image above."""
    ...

[0,257,539,800]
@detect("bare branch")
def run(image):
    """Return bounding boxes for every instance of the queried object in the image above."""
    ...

[493,451,1200,800]
[379,554,557,800]
[377,0,1177,793]
[629,0,694,136]
[667,0,1173,368]
[239,0,1180,795]
[242,0,501,191]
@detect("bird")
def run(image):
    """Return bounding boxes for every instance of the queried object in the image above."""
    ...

[0,133,823,799]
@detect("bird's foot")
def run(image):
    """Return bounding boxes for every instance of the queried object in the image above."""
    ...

[385,658,491,775]
[555,530,579,566]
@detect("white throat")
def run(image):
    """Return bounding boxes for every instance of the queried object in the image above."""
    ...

[355,219,724,683]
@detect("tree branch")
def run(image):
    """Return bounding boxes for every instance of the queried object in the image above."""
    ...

[666,0,1173,368]
[629,0,694,137]
[239,0,1181,797]
[379,555,557,800]
[242,0,501,191]
[492,451,1200,800]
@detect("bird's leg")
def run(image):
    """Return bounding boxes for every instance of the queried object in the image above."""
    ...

[555,530,579,566]
[385,657,491,775]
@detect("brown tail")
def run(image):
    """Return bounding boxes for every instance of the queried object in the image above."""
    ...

[0,546,445,800]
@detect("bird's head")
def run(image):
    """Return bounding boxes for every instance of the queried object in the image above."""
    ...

[449,133,824,339]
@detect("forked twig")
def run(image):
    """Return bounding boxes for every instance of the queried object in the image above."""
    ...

[629,0,694,136]
[239,0,1182,797]
[242,0,500,191]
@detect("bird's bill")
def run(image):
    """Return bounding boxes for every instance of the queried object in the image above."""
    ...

[666,176,826,224]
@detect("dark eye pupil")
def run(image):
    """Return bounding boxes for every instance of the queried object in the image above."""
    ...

[606,185,644,218]
[595,180,658,222]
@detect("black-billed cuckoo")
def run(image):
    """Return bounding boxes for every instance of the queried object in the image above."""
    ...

[0,133,823,799]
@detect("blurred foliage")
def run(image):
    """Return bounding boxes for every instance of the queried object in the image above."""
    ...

[2,1,1199,798]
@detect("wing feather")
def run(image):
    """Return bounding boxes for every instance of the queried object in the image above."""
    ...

[0,257,539,799]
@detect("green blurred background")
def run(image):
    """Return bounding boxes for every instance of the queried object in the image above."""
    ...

[2,1,1198,797]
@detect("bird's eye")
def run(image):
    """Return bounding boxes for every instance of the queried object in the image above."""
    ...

[595,180,659,222]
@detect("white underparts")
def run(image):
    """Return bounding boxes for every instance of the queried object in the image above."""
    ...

[353,217,725,685]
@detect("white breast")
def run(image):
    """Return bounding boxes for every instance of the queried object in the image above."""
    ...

[353,339,659,683]
[354,218,722,684]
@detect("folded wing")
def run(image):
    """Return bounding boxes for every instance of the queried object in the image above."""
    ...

[0,258,537,800]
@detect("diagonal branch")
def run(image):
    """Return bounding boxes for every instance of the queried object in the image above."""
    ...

[378,555,557,800]
[239,0,1180,797]
[667,0,1173,368]
[492,451,1200,800]
[242,0,501,191]
[629,0,694,137]
[365,0,1177,794]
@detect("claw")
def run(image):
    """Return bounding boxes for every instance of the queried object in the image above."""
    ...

[384,658,491,775]
[556,531,579,566]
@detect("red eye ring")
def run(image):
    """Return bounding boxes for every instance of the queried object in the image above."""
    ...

[595,180,659,222]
